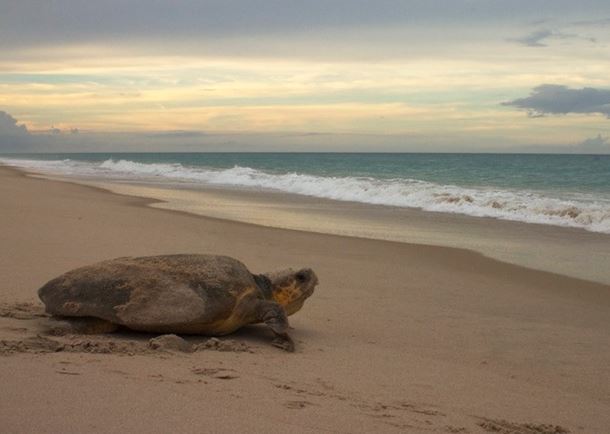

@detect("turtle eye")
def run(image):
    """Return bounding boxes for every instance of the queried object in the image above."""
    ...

[295,271,307,283]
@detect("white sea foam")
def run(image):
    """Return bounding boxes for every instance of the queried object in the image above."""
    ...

[2,157,610,234]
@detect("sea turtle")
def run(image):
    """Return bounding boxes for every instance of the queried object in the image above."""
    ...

[38,254,318,351]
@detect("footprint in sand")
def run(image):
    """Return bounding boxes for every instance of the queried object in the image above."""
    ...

[283,400,315,409]
[477,417,569,434]
[56,368,81,376]
[191,367,239,380]
[445,426,469,433]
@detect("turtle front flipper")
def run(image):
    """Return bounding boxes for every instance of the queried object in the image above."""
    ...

[256,301,295,352]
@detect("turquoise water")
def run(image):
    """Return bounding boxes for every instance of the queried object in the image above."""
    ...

[6,152,610,192]
[2,153,610,233]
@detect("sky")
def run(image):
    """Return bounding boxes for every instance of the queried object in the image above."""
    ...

[1,0,610,153]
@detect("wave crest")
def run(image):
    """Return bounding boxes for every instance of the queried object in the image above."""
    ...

[3,157,610,234]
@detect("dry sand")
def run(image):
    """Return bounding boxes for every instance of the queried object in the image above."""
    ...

[0,165,609,433]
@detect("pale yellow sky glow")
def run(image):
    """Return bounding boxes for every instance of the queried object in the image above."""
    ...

[1,1,609,151]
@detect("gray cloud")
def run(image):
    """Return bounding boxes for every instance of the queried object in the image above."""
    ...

[1,1,609,54]
[144,131,207,139]
[521,134,610,154]
[511,29,554,47]
[502,85,610,118]
[512,137,610,154]
[0,111,28,136]
[0,110,33,152]
[0,111,83,152]
[577,134,610,153]
[2,109,609,154]
[570,18,610,27]
[510,29,596,47]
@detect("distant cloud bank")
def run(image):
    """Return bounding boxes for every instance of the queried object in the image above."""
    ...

[1,109,609,154]
[0,111,33,151]
[503,84,610,118]
[0,111,29,136]
[577,134,610,153]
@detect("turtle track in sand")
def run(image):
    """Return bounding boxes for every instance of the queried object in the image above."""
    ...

[0,303,574,434]
[0,302,253,356]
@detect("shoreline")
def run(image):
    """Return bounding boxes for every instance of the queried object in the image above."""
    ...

[1,163,609,433]
[6,162,610,284]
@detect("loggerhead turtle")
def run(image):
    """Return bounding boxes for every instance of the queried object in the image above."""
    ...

[38,254,318,351]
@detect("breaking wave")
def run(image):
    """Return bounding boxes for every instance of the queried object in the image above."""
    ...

[3,157,610,234]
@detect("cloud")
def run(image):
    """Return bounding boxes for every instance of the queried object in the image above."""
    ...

[0,110,29,136]
[144,130,207,139]
[1,1,609,61]
[513,136,610,154]
[570,18,610,27]
[511,29,554,47]
[0,110,34,151]
[577,134,610,153]
[0,111,82,152]
[510,29,596,47]
[502,84,610,117]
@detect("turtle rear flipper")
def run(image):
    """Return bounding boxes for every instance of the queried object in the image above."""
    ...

[49,317,119,335]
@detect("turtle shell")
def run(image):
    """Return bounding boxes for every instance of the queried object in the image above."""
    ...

[38,254,263,334]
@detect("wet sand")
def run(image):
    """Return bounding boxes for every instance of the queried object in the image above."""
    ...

[1,165,609,433]
[87,180,610,285]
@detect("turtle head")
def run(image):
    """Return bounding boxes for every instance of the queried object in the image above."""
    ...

[262,268,318,316]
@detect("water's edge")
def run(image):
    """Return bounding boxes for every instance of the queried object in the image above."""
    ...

[2,154,609,234]
[11,164,609,285]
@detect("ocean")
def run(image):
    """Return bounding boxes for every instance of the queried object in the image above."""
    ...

[2,152,610,234]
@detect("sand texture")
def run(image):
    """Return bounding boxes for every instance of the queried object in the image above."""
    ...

[1,165,609,433]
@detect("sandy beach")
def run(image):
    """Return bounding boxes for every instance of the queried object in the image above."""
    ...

[1,164,609,433]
